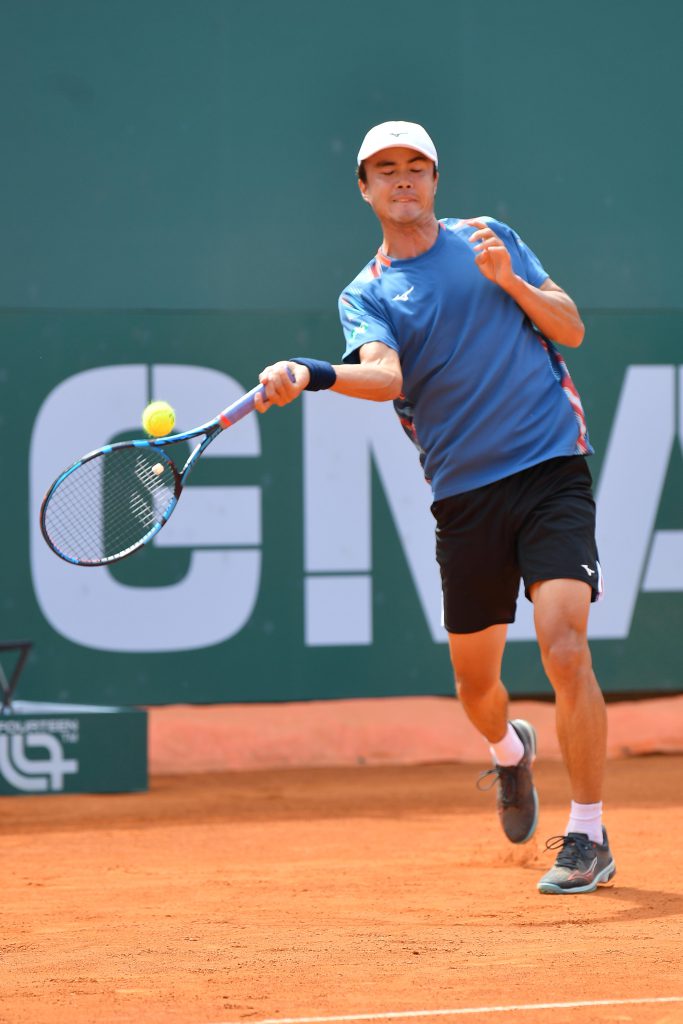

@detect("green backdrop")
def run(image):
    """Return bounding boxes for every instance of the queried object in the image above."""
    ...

[1,1,681,703]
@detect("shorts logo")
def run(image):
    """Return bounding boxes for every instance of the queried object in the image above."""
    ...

[582,564,595,576]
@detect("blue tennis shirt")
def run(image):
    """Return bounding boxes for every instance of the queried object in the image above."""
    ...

[339,217,592,501]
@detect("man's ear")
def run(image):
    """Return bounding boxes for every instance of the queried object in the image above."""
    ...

[358,178,372,204]
[433,170,439,196]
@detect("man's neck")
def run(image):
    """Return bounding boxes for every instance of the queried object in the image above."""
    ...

[380,216,440,260]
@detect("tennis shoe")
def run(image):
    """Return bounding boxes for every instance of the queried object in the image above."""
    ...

[537,828,616,894]
[477,719,538,844]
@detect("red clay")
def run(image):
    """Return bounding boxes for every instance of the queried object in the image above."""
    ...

[147,696,683,774]
[2,756,683,1024]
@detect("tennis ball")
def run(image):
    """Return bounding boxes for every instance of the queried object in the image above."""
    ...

[142,400,175,438]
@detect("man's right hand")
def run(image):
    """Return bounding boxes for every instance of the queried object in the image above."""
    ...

[254,361,310,413]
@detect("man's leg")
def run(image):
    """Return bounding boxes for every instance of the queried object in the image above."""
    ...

[447,624,509,744]
[449,624,538,844]
[531,578,615,894]
[530,578,606,803]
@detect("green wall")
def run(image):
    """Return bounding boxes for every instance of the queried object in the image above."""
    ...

[2,1,680,310]
[2,1,682,703]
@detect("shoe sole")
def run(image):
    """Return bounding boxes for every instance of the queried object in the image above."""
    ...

[513,787,539,845]
[508,720,538,845]
[537,861,616,895]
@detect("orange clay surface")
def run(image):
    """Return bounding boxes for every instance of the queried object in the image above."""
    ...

[2,756,683,1024]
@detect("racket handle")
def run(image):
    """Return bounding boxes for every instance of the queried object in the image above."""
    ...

[217,369,296,429]
[217,384,266,429]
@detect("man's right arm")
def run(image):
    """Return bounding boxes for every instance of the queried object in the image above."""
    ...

[255,342,402,412]
[332,342,402,401]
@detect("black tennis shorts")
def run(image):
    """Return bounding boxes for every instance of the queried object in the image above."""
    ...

[432,456,602,635]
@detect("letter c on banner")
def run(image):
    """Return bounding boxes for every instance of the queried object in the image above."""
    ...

[29,365,262,652]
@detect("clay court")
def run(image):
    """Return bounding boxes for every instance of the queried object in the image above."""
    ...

[3,751,682,1024]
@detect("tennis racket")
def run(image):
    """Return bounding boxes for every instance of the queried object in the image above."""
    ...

[40,379,273,567]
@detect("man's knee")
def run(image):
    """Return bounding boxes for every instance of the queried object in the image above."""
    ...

[454,668,501,703]
[539,631,591,688]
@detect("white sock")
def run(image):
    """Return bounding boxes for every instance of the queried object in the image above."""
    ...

[489,722,525,767]
[566,801,604,845]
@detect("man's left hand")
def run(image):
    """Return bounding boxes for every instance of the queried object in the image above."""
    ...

[465,219,516,290]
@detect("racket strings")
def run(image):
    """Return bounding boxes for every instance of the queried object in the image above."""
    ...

[43,448,177,563]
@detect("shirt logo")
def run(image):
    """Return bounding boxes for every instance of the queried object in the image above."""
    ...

[581,564,595,576]
[350,321,367,342]
[392,285,414,302]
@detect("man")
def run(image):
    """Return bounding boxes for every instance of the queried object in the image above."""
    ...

[255,121,615,895]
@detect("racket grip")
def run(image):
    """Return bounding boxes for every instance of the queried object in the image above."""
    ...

[217,369,295,429]
[217,384,266,428]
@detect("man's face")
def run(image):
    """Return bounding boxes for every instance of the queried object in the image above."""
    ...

[358,147,438,225]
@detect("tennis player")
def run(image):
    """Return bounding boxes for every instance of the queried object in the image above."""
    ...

[256,121,616,895]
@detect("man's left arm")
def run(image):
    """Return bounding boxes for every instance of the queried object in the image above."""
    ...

[467,219,585,348]
[505,276,585,348]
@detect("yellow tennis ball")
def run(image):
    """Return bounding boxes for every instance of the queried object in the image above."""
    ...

[142,400,175,438]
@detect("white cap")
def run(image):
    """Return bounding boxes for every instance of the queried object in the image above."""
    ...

[357,121,438,167]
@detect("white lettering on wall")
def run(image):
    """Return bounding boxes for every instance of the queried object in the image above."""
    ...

[31,363,683,653]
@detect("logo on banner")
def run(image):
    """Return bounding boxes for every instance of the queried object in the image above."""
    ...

[0,719,79,793]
